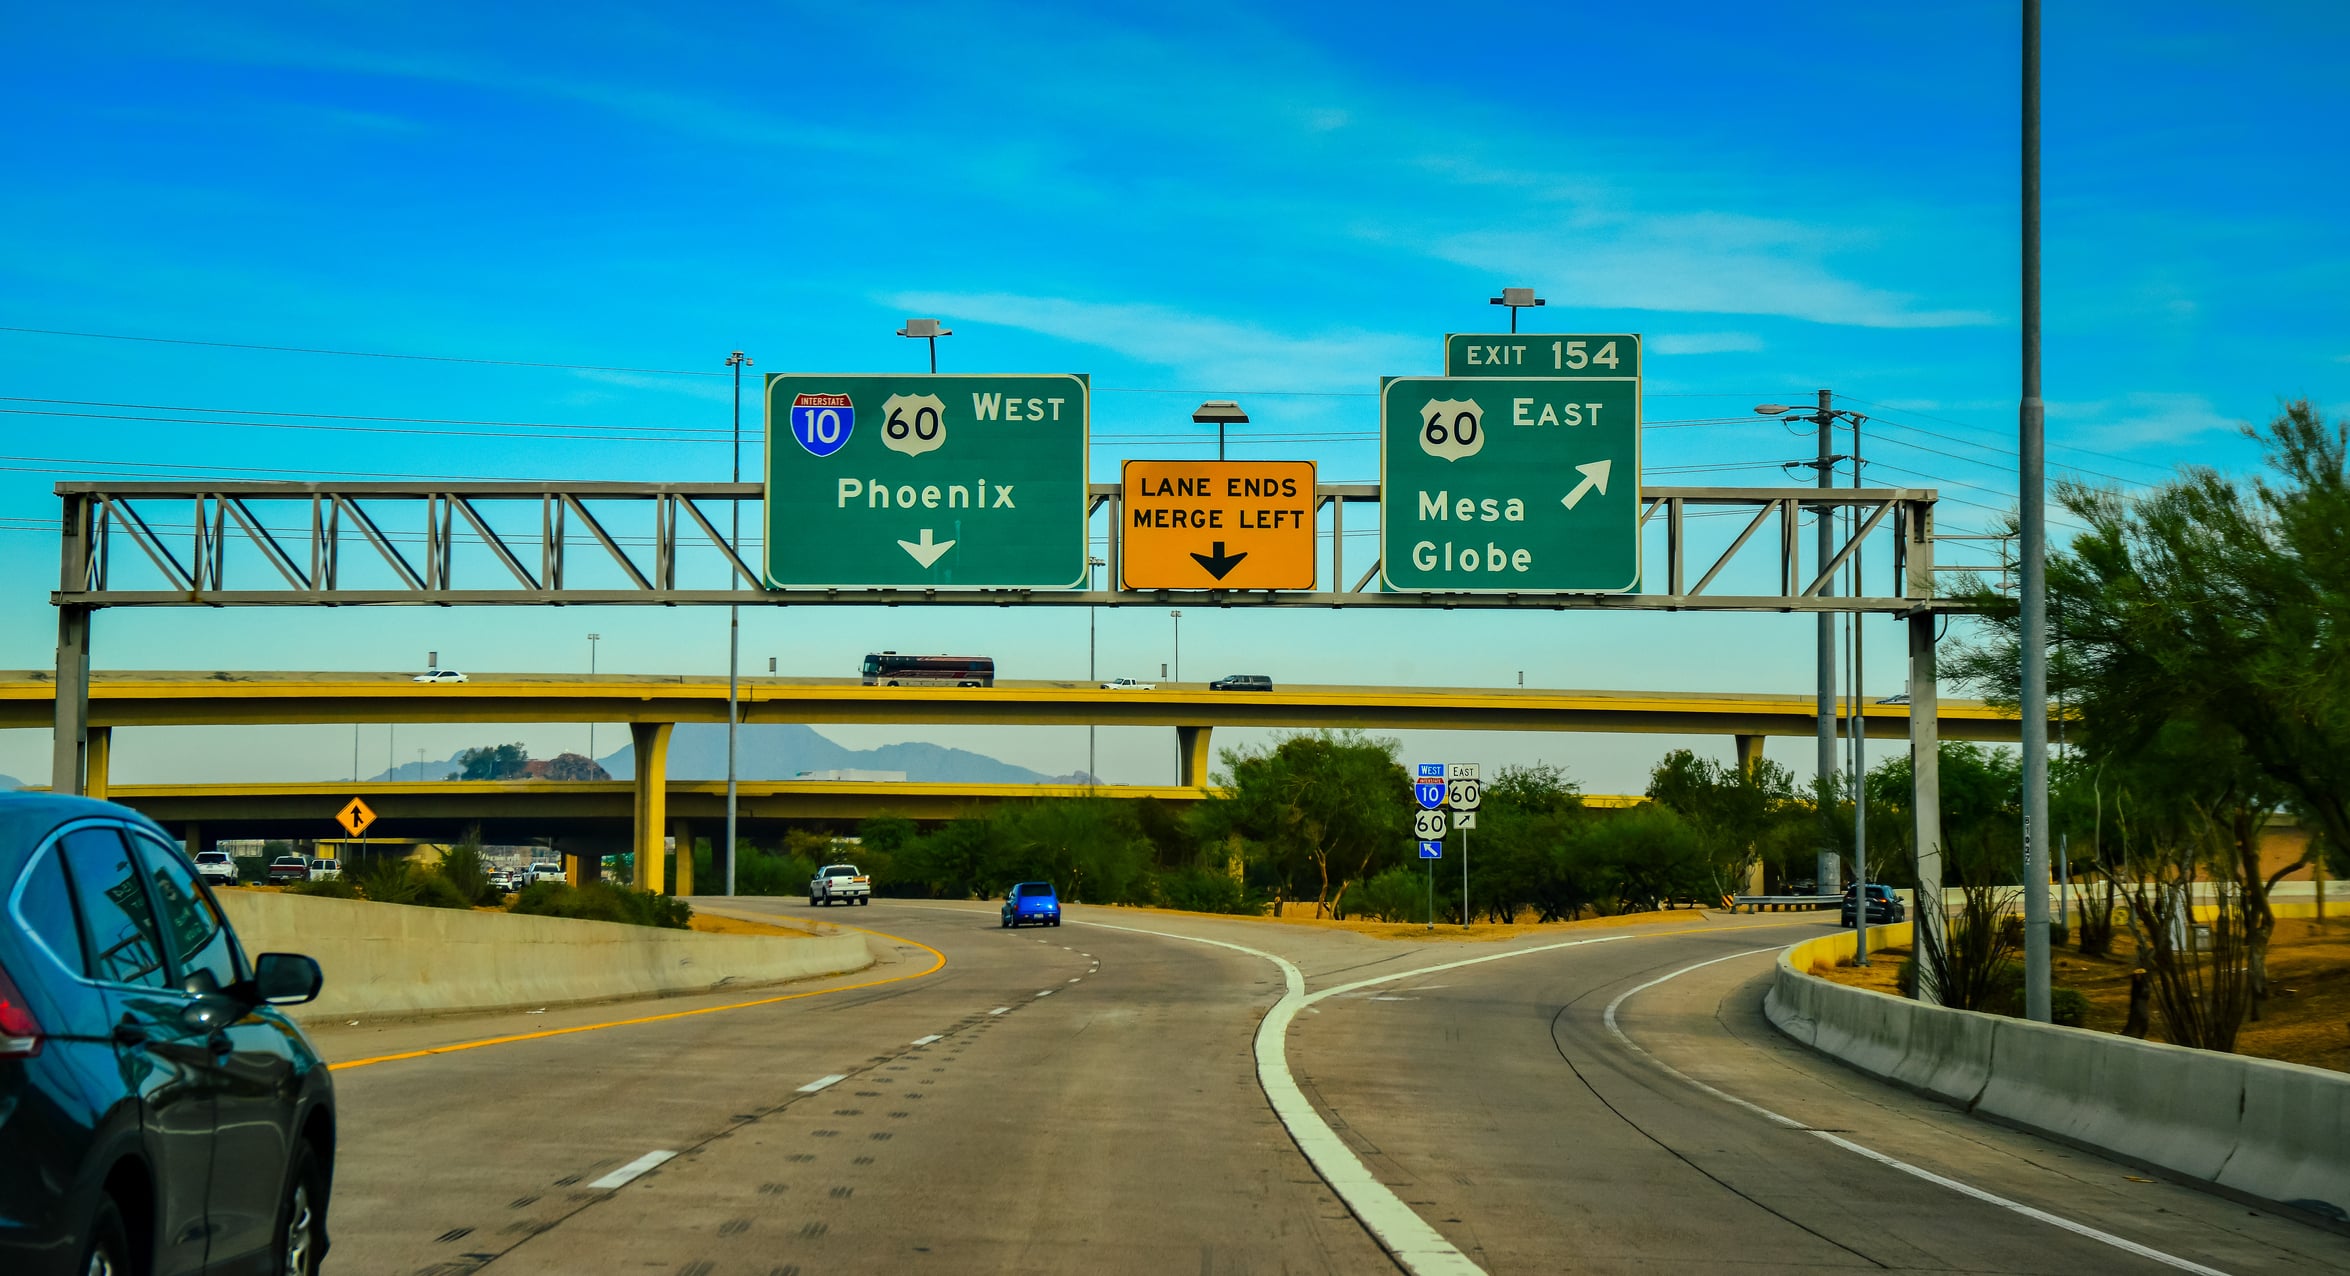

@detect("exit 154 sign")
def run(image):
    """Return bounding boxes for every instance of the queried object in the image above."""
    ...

[1379,375,1642,593]
[764,373,1089,589]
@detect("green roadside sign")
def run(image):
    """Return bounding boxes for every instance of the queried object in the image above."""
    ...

[1444,333,1641,378]
[763,373,1089,589]
[1379,375,1642,593]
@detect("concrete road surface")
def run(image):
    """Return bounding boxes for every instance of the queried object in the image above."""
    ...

[306,900,2350,1274]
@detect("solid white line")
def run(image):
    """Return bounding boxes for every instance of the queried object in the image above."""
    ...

[910,1034,942,1046]
[1602,951,2236,1276]
[1082,920,1515,1276]
[795,1073,848,1094]
[586,1150,676,1190]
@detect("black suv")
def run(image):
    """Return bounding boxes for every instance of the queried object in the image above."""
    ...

[1209,674,1274,692]
[0,793,334,1275]
[1839,882,1907,926]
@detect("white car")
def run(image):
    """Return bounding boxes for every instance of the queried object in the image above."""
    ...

[412,669,469,683]
[809,864,872,906]
[307,858,342,882]
[1100,677,1157,691]
[522,861,567,886]
[192,850,239,887]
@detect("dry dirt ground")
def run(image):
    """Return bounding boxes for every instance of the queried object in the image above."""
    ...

[1814,918,2350,1073]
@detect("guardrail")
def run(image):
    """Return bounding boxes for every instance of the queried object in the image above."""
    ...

[1730,894,1841,913]
[1767,925,2350,1224]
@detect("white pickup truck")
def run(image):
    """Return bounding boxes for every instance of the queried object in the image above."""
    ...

[809,863,872,906]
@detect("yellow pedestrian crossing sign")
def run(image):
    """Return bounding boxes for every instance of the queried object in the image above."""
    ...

[336,797,376,838]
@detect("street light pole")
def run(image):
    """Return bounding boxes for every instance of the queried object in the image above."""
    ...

[1087,556,1104,781]
[1849,416,1869,965]
[1816,389,1839,896]
[897,319,951,373]
[1169,609,1182,683]
[724,349,753,898]
[586,633,600,763]
[1191,401,1248,463]
[1488,287,1545,334]
[2019,0,2053,1021]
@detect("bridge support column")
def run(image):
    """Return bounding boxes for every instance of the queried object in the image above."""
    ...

[1909,609,1945,1006]
[51,604,91,797]
[1176,725,1213,789]
[672,819,694,896]
[631,722,674,895]
[1732,733,1762,777]
[84,727,111,801]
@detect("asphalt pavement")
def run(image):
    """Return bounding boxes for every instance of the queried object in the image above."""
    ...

[304,900,2350,1275]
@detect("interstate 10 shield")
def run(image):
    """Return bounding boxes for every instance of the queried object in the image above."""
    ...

[790,392,855,458]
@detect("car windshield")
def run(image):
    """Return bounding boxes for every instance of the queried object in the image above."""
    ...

[196,852,229,862]
[1016,884,1054,898]
[825,867,857,877]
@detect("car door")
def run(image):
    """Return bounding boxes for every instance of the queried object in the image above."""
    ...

[131,828,297,1269]
[57,824,215,1276]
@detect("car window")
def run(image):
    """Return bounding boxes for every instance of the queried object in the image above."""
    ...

[130,833,243,991]
[16,842,88,978]
[58,826,169,988]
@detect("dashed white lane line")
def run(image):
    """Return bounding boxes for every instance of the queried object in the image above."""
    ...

[910,1034,943,1046]
[1068,977,1082,983]
[989,1007,1009,1015]
[587,1150,676,1190]
[795,1074,848,1094]
[1035,989,1054,998]
[1603,950,2236,1276]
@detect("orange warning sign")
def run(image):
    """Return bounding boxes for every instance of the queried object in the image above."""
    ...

[1119,460,1316,591]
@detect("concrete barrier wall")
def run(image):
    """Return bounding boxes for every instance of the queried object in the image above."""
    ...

[215,891,873,1021]
[1766,926,2350,1222]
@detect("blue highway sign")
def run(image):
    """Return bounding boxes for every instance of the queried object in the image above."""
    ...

[1420,840,1444,859]
[1414,782,1446,810]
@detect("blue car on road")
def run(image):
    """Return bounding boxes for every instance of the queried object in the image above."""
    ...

[1001,882,1062,929]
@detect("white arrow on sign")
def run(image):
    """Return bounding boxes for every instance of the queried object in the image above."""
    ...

[1560,459,1613,511]
[896,528,957,568]
[1452,810,1477,830]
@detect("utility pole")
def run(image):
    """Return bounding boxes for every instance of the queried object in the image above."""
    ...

[2019,0,2053,1022]
[1849,416,1868,964]
[1816,388,1840,896]
[725,349,754,898]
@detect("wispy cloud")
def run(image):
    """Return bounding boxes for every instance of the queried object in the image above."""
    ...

[886,291,1418,392]
[567,368,733,404]
[1648,331,1764,355]
[2056,392,2239,448]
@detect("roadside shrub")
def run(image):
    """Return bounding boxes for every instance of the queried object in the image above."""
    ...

[436,830,502,905]
[1344,866,1430,923]
[290,877,360,900]
[232,855,269,885]
[2050,987,2089,1028]
[345,856,471,910]
[512,881,692,929]
[1155,865,1254,915]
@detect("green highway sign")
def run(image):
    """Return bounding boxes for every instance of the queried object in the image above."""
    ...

[764,373,1089,589]
[1379,375,1642,593]
[1444,333,1641,378]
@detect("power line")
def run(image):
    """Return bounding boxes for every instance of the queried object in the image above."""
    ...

[0,325,729,377]
[1834,394,2173,478]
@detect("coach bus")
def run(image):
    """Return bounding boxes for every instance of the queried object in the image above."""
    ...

[861,651,995,687]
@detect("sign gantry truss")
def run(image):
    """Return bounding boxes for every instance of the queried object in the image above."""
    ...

[53,481,1958,614]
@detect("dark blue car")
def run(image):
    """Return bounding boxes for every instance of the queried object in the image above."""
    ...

[1001,881,1062,929]
[0,793,334,1275]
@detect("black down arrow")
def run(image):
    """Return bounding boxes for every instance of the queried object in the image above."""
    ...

[1190,542,1249,580]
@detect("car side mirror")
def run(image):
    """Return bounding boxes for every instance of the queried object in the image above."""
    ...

[252,952,324,1006]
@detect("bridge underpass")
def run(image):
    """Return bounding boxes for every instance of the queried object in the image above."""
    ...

[10,670,2036,892]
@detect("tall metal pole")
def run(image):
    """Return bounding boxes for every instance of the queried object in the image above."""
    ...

[725,350,752,898]
[586,633,599,763]
[1816,388,1839,895]
[1851,417,1869,963]
[1088,559,1098,780]
[2019,0,2053,1022]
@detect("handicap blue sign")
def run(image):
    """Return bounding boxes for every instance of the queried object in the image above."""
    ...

[790,392,856,458]
[1419,840,1444,859]
[1415,763,1446,779]
[1414,782,1446,809]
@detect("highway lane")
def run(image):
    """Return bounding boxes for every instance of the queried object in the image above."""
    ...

[307,900,1390,1274]
[1286,919,2350,1274]
[300,901,2350,1274]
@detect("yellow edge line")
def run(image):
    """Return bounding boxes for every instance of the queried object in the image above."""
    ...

[327,922,946,1073]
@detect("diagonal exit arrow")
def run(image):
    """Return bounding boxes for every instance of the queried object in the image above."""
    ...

[896,528,957,568]
[1560,459,1613,511]
[1190,542,1249,580]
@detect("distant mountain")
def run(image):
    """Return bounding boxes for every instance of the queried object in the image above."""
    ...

[600,723,1077,785]
[0,773,21,791]
[366,726,1082,786]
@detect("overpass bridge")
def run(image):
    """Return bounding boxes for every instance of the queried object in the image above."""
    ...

[4,670,2031,892]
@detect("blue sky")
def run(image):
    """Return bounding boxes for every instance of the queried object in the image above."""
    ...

[2,2,2343,793]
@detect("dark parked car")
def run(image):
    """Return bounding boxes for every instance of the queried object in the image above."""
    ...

[1001,881,1062,929]
[1209,674,1274,692]
[1840,882,1907,926]
[0,793,334,1275]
